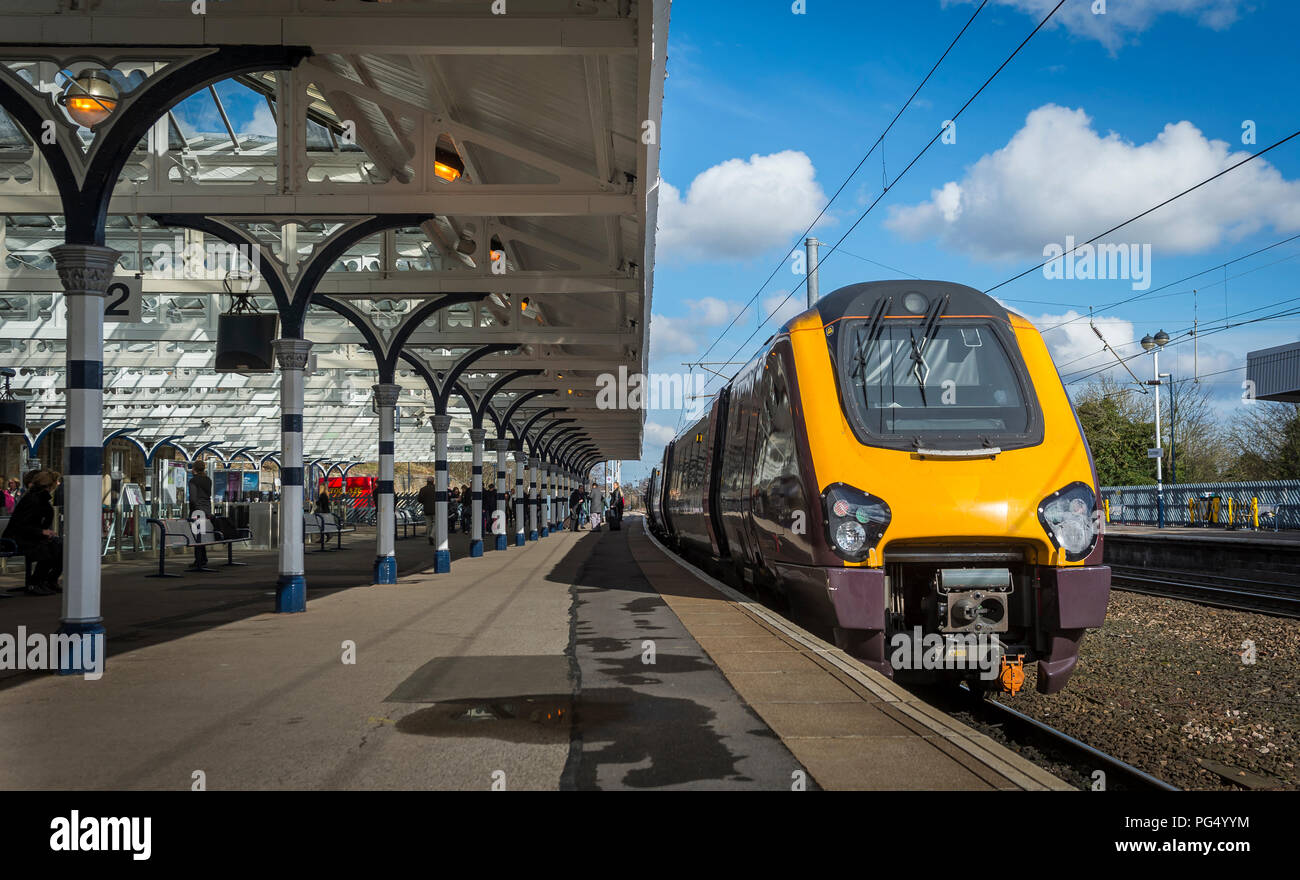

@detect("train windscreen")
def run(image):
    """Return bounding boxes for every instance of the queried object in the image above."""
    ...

[839,319,1038,449]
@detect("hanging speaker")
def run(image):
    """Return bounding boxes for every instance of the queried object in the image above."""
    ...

[0,400,24,435]
[0,367,24,434]
[215,313,279,373]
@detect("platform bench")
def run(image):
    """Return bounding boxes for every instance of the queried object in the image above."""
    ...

[306,512,355,551]
[0,535,38,595]
[146,516,252,578]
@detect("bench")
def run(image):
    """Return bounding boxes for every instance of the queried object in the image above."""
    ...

[1258,503,1292,532]
[145,515,252,578]
[0,536,38,596]
[305,512,354,551]
[393,508,427,540]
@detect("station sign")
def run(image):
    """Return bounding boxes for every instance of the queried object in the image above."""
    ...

[103,276,142,323]
[1147,447,1163,458]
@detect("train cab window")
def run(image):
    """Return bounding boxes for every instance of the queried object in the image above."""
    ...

[840,319,1041,450]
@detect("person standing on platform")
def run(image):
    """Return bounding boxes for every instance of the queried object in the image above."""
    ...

[2,469,61,595]
[568,483,584,531]
[610,481,625,529]
[188,460,213,572]
[418,475,438,545]
[2,477,16,514]
[316,486,331,515]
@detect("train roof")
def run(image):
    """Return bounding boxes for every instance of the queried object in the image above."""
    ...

[811,280,1014,327]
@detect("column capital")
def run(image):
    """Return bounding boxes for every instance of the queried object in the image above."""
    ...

[273,337,314,371]
[371,383,401,408]
[430,414,453,433]
[494,438,512,453]
[50,244,122,297]
[529,456,541,468]
[468,427,487,443]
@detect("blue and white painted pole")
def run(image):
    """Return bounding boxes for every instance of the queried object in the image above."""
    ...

[51,244,117,674]
[528,456,540,541]
[372,383,400,584]
[514,447,526,547]
[494,438,509,551]
[431,414,451,573]
[539,461,550,538]
[469,427,486,557]
[272,337,313,612]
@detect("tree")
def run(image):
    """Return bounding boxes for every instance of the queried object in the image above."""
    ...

[1073,378,1155,486]
[1223,401,1300,480]
[1163,377,1233,483]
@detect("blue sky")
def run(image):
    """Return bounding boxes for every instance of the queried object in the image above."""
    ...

[627,0,1300,480]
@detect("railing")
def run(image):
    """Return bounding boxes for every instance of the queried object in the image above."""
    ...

[1101,480,1300,530]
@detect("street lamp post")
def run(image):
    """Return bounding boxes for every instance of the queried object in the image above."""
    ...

[1140,330,1170,528]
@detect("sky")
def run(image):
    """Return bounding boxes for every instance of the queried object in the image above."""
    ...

[165,2,1300,483]
[629,0,1300,481]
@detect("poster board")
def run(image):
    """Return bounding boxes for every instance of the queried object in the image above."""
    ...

[121,483,144,509]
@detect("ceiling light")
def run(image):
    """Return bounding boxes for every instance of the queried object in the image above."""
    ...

[59,70,119,127]
[434,146,465,182]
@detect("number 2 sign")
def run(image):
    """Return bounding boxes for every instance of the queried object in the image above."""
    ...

[104,276,142,323]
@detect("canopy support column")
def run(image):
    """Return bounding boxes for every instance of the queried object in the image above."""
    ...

[469,427,486,557]
[528,456,541,541]
[51,244,118,674]
[431,415,452,573]
[494,439,510,551]
[373,383,400,584]
[514,447,526,547]
[273,338,313,612]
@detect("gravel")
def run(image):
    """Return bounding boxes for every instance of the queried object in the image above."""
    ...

[995,591,1300,790]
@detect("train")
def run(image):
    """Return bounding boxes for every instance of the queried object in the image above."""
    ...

[647,280,1111,695]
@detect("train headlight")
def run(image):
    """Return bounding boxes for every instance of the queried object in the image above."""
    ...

[822,483,890,562]
[1037,482,1098,562]
[835,521,867,554]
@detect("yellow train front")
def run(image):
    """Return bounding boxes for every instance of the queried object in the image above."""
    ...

[653,280,1111,695]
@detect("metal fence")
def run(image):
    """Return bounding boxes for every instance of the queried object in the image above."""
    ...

[1101,480,1300,530]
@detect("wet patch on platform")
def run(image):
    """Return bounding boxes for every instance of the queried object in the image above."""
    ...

[561,527,806,790]
[386,654,571,703]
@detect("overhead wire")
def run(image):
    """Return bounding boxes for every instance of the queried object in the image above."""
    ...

[703,0,1070,399]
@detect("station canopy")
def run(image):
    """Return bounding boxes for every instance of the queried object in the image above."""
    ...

[0,0,668,466]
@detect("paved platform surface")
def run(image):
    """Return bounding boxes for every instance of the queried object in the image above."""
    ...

[0,516,1068,790]
[1106,524,1300,545]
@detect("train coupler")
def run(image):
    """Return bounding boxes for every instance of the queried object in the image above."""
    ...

[998,654,1026,695]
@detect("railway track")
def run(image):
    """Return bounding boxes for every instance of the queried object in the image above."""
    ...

[936,684,1180,791]
[1110,566,1300,617]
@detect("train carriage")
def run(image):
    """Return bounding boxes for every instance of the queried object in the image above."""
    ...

[655,280,1111,694]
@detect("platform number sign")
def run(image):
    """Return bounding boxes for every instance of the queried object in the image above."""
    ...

[103,276,142,323]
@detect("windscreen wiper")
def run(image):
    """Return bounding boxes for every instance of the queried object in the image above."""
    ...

[908,293,948,404]
[850,296,891,413]
[850,296,891,380]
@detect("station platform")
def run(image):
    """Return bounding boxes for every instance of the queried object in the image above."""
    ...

[0,517,1067,790]
[1106,523,1300,546]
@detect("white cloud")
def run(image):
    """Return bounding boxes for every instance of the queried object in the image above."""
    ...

[886,104,1300,262]
[243,101,277,138]
[656,151,829,261]
[1020,308,1138,378]
[650,295,749,358]
[762,290,806,328]
[1020,307,1238,386]
[946,0,1245,51]
[686,296,741,325]
[649,312,699,356]
[644,422,677,445]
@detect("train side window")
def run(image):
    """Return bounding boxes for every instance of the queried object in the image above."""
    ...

[753,354,807,529]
